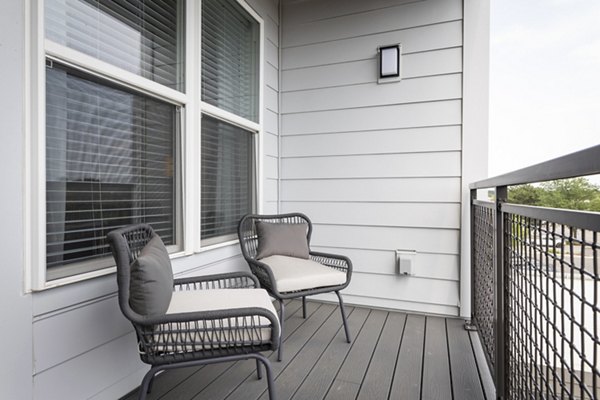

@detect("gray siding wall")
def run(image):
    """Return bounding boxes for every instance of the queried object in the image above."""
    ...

[0,2,33,399]
[280,0,463,315]
[24,1,280,399]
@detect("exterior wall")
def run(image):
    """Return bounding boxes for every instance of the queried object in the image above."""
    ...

[280,0,467,315]
[0,2,34,399]
[0,1,280,399]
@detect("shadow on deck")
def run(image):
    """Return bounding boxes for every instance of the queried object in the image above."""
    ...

[121,300,495,400]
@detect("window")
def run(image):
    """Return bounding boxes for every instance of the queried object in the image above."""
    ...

[45,63,180,280]
[200,0,260,246]
[41,0,185,282]
[30,0,263,288]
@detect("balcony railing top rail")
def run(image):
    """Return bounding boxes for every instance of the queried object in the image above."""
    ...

[471,144,600,189]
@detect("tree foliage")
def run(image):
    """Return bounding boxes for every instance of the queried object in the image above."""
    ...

[508,178,600,212]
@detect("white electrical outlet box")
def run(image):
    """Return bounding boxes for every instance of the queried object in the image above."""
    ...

[395,250,416,276]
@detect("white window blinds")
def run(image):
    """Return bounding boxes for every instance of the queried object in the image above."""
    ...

[201,0,259,122]
[201,115,255,245]
[45,63,178,279]
[45,0,185,91]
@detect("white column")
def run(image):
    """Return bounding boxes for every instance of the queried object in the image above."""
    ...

[460,0,490,318]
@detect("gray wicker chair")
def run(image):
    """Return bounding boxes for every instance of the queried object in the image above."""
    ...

[107,224,279,400]
[238,213,352,361]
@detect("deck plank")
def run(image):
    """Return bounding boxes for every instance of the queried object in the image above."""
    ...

[389,314,426,400]
[190,300,318,400]
[290,307,370,400]
[357,312,407,400]
[324,309,388,400]
[421,316,453,400]
[257,306,358,400]
[469,330,496,400]
[226,303,337,400]
[447,318,486,400]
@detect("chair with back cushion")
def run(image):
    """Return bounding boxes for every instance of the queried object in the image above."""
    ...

[107,224,279,400]
[237,213,352,361]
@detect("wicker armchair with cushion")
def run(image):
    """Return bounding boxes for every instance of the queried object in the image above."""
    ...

[107,224,279,400]
[238,213,352,361]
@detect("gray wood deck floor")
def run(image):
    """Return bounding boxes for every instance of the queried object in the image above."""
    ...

[121,300,495,400]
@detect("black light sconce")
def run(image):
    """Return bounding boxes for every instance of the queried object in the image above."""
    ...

[378,44,401,83]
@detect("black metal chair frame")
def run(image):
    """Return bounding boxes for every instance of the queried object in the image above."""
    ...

[238,213,352,361]
[107,224,280,400]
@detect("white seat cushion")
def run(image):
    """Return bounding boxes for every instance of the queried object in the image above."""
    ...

[260,255,347,293]
[150,288,279,354]
[167,288,277,318]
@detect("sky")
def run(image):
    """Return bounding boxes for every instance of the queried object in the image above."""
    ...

[489,0,600,182]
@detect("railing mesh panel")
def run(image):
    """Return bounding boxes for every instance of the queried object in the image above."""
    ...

[473,202,497,373]
[505,213,599,399]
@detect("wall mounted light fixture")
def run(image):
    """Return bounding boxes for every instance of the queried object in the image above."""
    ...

[378,44,401,83]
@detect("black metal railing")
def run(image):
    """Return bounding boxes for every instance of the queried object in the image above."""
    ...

[470,145,600,400]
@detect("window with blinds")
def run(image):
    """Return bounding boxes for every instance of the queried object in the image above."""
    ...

[200,0,260,246]
[45,62,179,280]
[45,0,185,91]
[201,0,259,122]
[201,116,255,246]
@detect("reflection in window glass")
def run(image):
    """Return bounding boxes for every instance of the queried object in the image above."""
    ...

[45,0,185,91]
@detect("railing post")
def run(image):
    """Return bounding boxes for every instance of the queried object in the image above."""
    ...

[495,186,507,399]
[466,188,478,331]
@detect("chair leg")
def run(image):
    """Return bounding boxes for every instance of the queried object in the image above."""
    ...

[302,296,307,318]
[335,291,351,343]
[255,353,277,400]
[256,359,262,379]
[138,366,160,400]
[277,299,285,361]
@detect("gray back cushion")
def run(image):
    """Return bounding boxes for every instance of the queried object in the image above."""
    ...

[256,221,310,260]
[129,235,174,316]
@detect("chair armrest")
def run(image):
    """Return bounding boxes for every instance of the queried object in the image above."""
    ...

[309,251,353,281]
[173,272,259,291]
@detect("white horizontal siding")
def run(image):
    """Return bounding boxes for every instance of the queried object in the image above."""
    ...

[282,0,462,47]
[264,131,278,155]
[264,108,278,134]
[281,177,462,203]
[281,152,461,179]
[281,0,463,314]
[281,126,461,157]
[265,86,278,113]
[264,177,278,202]
[282,21,462,70]
[282,100,462,135]
[33,295,130,374]
[281,202,460,229]
[282,0,418,26]
[33,332,144,400]
[319,293,459,316]
[311,225,460,255]
[282,73,462,114]
[346,272,459,308]
[264,154,279,179]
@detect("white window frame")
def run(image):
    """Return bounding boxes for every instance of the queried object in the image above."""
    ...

[24,0,264,291]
